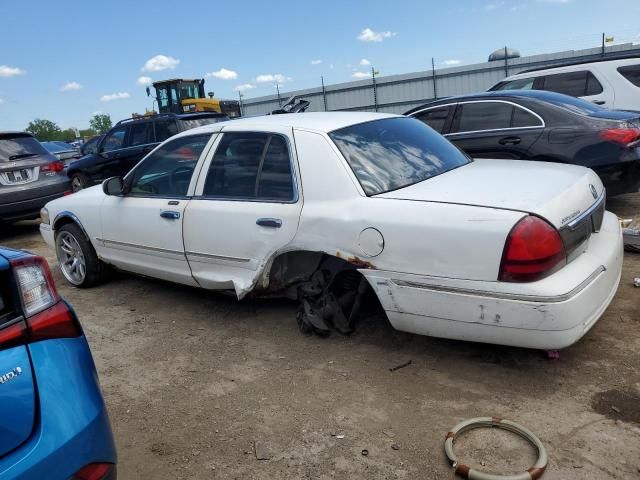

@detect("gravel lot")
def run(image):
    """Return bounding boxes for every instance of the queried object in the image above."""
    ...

[2,194,639,480]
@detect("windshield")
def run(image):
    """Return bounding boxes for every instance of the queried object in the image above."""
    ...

[0,135,49,162]
[540,92,605,115]
[329,117,470,195]
[179,83,200,99]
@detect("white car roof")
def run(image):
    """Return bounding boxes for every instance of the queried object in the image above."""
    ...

[504,57,640,80]
[178,112,400,138]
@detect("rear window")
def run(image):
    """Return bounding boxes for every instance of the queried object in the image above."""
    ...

[179,117,228,130]
[0,135,49,162]
[329,117,470,196]
[541,92,604,115]
[617,64,640,88]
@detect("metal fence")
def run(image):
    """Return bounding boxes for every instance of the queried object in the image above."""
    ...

[240,43,640,116]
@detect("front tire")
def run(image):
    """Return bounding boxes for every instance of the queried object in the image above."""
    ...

[71,173,91,192]
[55,223,105,287]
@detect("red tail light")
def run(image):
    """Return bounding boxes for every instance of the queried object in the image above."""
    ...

[71,463,115,480]
[499,216,566,282]
[599,128,640,147]
[40,161,65,173]
[0,256,82,350]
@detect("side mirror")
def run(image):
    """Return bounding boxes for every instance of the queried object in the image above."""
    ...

[103,177,125,196]
[146,87,151,97]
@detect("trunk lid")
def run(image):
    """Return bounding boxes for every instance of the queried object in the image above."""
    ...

[0,134,59,187]
[377,158,604,230]
[0,254,36,456]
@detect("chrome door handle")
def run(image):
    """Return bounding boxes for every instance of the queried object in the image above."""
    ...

[256,218,282,228]
[160,210,180,220]
[498,136,521,145]
[591,100,606,105]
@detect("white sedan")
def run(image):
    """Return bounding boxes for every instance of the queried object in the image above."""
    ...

[39,113,623,349]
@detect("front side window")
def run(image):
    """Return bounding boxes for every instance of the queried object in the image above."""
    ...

[81,136,101,155]
[203,132,295,201]
[157,87,169,109]
[329,117,470,196]
[101,126,127,152]
[454,102,513,133]
[617,64,640,88]
[129,121,153,146]
[413,107,452,133]
[128,134,211,197]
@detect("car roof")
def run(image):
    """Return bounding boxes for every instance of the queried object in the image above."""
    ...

[404,90,578,113]
[511,55,640,76]
[177,112,400,137]
[0,131,34,139]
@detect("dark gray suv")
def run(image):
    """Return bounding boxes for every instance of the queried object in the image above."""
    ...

[0,132,71,224]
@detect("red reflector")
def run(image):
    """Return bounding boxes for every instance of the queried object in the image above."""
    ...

[72,463,114,480]
[27,301,81,342]
[0,321,26,352]
[499,216,566,283]
[40,161,65,173]
[599,128,640,146]
[63,191,73,196]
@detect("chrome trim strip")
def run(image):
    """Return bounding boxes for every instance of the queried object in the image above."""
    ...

[391,266,605,303]
[564,189,605,231]
[185,251,251,263]
[100,238,184,256]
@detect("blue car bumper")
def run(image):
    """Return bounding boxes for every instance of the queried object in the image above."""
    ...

[0,336,116,480]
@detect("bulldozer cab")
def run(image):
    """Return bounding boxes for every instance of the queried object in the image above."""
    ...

[149,78,241,118]
[151,79,205,114]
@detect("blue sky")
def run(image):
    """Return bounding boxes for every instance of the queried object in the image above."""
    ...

[1,0,638,131]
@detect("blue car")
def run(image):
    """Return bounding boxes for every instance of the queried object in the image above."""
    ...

[0,247,116,479]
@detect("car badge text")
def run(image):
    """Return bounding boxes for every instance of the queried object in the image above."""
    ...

[0,367,23,385]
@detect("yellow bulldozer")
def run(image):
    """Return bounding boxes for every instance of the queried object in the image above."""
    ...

[146,78,241,118]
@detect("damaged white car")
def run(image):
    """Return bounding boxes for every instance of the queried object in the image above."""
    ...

[39,113,623,349]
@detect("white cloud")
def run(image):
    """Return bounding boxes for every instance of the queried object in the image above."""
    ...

[137,76,153,86]
[0,98,4,104]
[352,71,371,79]
[485,3,498,10]
[141,54,180,72]
[330,64,335,69]
[255,73,291,83]
[0,65,25,77]
[359,58,371,66]
[100,92,130,102]
[357,27,396,43]
[60,81,82,91]
[442,59,461,66]
[234,83,256,92]
[537,0,570,3]
[206,68,238,80]
[310,59,322,65]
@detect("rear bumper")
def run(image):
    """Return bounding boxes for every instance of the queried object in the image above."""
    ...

[364,211,623,350]
[0,180,70,222]
[0,336,117,479]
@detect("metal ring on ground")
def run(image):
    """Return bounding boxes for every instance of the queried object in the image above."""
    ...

[444,416,548,480]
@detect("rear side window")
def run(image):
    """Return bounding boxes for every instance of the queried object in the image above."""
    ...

[413,107,451,133]
[129,122,153,146]
[0,135,49,162]
[617,64,640,88]
[453,102,513,132]
[512,107,542,127]
[203,132,295,201]
[155,119,179,142]
[538,71,602,97]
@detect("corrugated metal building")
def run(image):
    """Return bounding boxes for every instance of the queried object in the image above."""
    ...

[240,43,640,116]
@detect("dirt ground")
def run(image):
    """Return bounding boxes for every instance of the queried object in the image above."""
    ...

[2,194,640,480]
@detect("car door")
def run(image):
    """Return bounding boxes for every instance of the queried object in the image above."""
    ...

[99,133,216,286]
[446,100,544,159]
[122,120,157,172]
[183,126,302,296]
[91,125,129,180]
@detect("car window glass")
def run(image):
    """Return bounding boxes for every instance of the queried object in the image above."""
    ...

[257,136,294,201]
[128,134,210,197]
[539,71,588,97]
[496,78,534,90]
[617,64,640,88]
[100,126,127,152]
[511,107,542,127]
[413,107,451,133]
[81,136,100,155]
[0,135,49,162]
[329,117,470,196]
[585,72,604,95]
[157,86,169,109]
[155,119,179,142]
[129,122,153,146]
[454,102,513,133]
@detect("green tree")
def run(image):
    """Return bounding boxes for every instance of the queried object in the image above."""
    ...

[89,114,112,134]
[25,118,62,141]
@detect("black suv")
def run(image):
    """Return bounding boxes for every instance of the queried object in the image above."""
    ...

[67,112,228,191]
